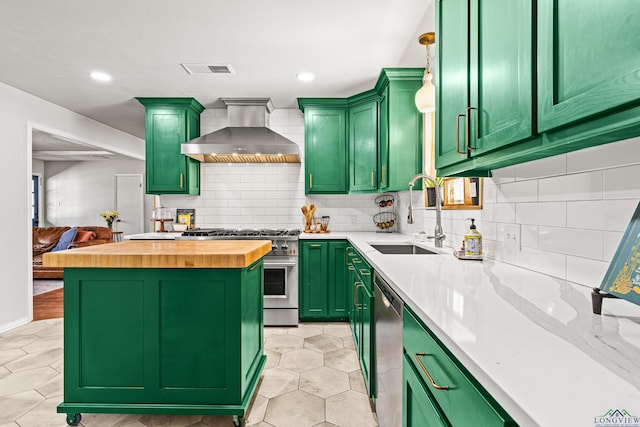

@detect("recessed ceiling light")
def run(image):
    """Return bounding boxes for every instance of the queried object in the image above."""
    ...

[90,71,112,82]
[296,72,315,82]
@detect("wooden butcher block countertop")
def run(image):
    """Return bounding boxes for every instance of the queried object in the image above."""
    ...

[43,240,272,269]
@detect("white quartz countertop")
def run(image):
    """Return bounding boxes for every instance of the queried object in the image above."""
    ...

[301,232,640,427]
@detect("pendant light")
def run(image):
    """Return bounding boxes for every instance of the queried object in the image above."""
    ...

[415,32,436,113]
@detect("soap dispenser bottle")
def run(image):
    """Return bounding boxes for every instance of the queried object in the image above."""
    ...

[464,218,483,256]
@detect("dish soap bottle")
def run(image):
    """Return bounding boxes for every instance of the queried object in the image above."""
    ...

[464,218,483,256]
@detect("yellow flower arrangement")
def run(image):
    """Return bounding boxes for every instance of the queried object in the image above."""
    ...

[100,210,119,229]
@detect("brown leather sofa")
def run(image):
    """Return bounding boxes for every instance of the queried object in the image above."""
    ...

[33,226,113,279]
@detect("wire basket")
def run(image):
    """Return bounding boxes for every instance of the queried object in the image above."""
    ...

[373,212,397,232]
[375,194,394,208]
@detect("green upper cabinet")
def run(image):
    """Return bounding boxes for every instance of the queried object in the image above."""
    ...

[349,95,378,192]
[377,69,424,192]
[299,68,423,194]
[436,0,640,177]
[537,0,640,132]
[298,101,348,194]
[137,98,204,195]
[436,0,534,175]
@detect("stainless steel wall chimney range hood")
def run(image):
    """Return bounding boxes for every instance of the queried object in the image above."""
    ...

[181,98,300,163]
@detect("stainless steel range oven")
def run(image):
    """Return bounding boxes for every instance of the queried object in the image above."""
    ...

[176,228,300,326]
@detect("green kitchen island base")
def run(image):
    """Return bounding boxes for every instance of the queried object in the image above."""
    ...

[55,263,266,427]
[56,356,264,426]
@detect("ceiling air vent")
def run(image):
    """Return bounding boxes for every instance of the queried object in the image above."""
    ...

[181,63,235,75]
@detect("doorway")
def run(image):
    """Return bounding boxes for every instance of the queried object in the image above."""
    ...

[114,174,144,236]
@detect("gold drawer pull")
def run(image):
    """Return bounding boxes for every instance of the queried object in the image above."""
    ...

[248,260,264,271]
[414,352,449,390]
[466,107,477,151]
[455,113,466,155]
[348,265,355,271]
[309,173,313,189]
[180,173,184,188]
[352,259,362,264]
[310,244,322,248]
[358,268,370,276]
[354,282,362,309]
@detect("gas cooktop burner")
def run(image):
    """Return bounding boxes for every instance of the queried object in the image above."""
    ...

[179,228,301,240]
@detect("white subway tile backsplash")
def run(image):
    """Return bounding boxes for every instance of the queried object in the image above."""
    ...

[566,256,609,288]
[567,199,638,231]
[514,155,567,180]
[515,202,566,227]
[603,231,624,261]
[515,247,566,280]
[538,171,603,202]
[538,226,603,259]
[520,225,539,248]
[603,164,640,199]
[567,135,640,173]
[481,202,516,223]
[497,180,538,203]
[490,165,516,184]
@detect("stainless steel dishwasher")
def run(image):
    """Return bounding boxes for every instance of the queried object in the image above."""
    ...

[374,271,404,427]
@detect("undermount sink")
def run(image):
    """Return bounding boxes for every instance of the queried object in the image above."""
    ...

[370,244,438,255]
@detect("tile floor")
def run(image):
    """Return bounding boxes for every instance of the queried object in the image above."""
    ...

[0,320,378,427]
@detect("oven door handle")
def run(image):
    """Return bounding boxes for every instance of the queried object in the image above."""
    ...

[263,262,297,268]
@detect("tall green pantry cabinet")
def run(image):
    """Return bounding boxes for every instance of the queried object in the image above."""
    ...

[137,98,204,195]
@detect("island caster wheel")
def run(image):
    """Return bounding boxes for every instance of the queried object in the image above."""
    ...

[66,413,82,426]
[232,415,245,427]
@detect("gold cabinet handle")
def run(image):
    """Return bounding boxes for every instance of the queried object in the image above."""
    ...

[381,165,386,186]
[354,282,362,309]
[358,268,370,276]
[414,353,449,390]
[248,260,264,271]
[371,171,375,188]
[180,173,184,188]
[348,265,355,271]
[352,259,362,264]
[309,173,313,189]
[466,107,477,151]
[455,114,466,155]
[310,244,322,248]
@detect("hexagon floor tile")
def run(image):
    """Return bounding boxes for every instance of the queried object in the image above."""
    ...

[279,349,324,373]
[264,390,325,427]
[1,319,378,426]
[299,367,350,398]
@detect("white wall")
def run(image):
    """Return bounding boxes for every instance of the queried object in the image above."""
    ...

[160,108,380,232]
[0,81,144,333]
[401,136,640,289]
[43,159,152,230]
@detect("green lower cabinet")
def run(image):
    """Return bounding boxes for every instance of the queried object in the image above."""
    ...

[347,247,375,397]
[403,307,516,426]
[299,240,349,321]
[58,264,265,423]
[358,282,374,396]
[403,357,450,427]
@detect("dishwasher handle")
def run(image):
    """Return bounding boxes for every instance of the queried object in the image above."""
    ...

[374,272,403,316]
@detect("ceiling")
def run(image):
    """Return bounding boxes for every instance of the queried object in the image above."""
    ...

[3,0,434,159]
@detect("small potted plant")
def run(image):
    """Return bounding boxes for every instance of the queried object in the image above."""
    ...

[100,210,119,231]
